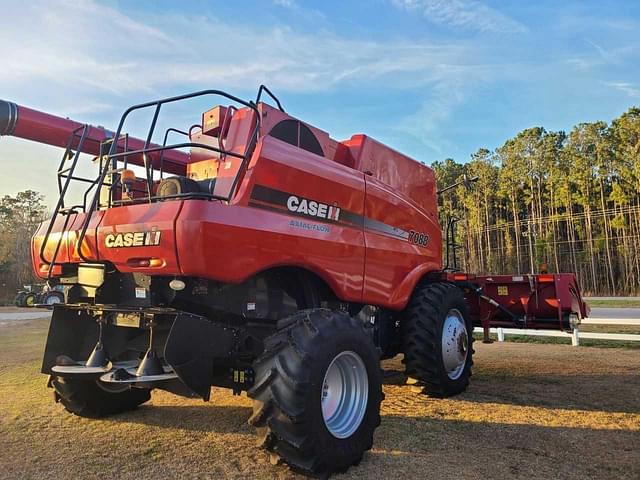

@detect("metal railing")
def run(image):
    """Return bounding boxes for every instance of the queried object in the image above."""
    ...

[74,89,262,262]
[39,124,92,277]
[474,316,640,346]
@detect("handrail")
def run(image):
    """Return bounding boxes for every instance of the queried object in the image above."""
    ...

[158,127,191,181]
[256,84,285,112]
[75,89,262,263]
[108,142,245,161]
[39,124,90,266]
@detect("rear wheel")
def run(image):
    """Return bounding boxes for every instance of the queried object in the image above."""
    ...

[51,376,151,418]
[14,292,26,307]
[402,282,474,397]
[42,291,64,306]
[248,309,383,477]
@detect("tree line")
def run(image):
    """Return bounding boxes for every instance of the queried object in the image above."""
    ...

[0,190,47,303]
[432,106,640,296]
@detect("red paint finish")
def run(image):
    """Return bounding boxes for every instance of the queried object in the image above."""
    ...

[96,201,184,274]
[344,134,437,209]
[32,211,103,272]
[363,176,441,309]
[176,136,368,303]
[9,103,189,174]
[463,273,590,330]
[29,101,447,310]
[28,96,586,320]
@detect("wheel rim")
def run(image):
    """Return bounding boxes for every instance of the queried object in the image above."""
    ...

[25,295,34,306]
[321,351,369,439]
[45,295,61,305]
[441,309,468,380]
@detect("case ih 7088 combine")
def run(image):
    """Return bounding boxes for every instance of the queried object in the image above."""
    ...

[0,88,587,476]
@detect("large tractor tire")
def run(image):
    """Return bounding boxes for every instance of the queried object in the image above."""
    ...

[14,292,26,307]
[51,376,151,418]
[248,309,383,477]
[41,290,64,306]
[402,282,474,397]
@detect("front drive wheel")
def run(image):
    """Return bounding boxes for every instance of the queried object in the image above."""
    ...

[248,309,383,477]
[402,282,474,397]
[51,376,151,418]
[24,293,36,307]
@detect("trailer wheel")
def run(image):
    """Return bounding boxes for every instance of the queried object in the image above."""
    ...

[248,309,383,476]
[51,376,151,418]
[402,282,473,397]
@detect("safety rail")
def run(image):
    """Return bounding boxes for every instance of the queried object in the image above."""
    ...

[256,84,285,112]
[39,124,92,277]
[157,127,195,181]
[74,89,262,262]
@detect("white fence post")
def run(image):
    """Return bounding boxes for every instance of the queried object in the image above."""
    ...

[571,327,580,347]
[473,323,640,345]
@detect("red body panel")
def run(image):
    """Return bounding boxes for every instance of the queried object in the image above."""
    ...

[175,137,367,302]
[32,211,103,275]
[30,103,442,309]
[362,177,440,308]
[96,202,184,273]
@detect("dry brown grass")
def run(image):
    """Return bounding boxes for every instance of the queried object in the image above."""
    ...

[1,317,638,480]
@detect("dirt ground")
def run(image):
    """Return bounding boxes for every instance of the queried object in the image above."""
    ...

[0,316,638,480]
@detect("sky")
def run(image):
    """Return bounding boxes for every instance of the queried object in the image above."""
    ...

[0,0,639,207]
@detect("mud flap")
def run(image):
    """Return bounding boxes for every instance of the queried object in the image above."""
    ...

[164,313,236,401]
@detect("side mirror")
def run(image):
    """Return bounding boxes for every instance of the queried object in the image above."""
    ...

[463,174,479,190]
[437,174,479,195]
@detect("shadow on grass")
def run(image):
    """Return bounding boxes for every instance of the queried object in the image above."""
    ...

[363,415,639,480]
[104,403,638,479]
[463,372,640,414]
[110,404,253,434]
[380,360,640,414]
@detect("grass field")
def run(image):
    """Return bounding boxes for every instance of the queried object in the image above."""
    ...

[1,315,639,480]
[585,299,640,308]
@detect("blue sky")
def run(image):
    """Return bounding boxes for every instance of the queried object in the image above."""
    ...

[1,0,639,206]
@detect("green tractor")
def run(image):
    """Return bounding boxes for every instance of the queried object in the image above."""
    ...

[14,284,45,307]
[14,284,64,307]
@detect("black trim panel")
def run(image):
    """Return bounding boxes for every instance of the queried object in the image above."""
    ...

[249,184,409,240]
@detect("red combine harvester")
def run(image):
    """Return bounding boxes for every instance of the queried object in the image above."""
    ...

[0,88,588,476]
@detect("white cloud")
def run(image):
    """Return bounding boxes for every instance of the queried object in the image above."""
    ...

[391,0,527,34]
[606,82,640,98]
[273,0,296,7]
[0,0,491,165]
[395,68,491,155]
[0,1,481,103]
